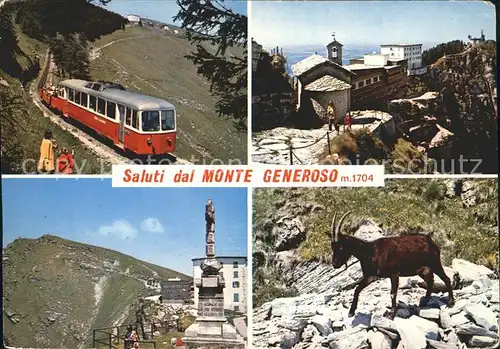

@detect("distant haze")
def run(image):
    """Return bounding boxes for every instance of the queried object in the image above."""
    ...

[251,1,496,48]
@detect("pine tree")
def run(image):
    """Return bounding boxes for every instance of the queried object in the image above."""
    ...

[174,0,247,130]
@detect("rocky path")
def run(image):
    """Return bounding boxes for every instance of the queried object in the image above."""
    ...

[253,221,500,349]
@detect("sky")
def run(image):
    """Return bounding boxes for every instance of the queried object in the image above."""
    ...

[251,1,496,49]
[101,0,247,25]
[2,179,248,276]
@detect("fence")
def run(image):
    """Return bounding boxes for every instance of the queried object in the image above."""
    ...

[254,131,334,165]
[92,324,157,349]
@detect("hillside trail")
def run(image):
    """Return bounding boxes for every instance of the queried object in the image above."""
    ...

[89,33,159,61]
[31,50,131,168]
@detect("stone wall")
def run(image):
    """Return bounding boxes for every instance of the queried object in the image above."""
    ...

[305,89,349,123]
[252,92,295,131]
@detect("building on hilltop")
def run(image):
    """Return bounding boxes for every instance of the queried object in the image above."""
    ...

[380,43,424,75]
[291,54,354,126]
[468,30,486,46]
[290,35,411,120]
[192,256,247,313]
[126,14,141,25]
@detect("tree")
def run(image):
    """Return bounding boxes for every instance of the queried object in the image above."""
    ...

[174,0,247,130]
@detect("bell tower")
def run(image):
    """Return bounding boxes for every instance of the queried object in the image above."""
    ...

[326,32,343,66]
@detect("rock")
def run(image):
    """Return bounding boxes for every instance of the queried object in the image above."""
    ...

[396,308,412,319]
[310,315,332,336]
[395,315,440,349]
[367,330,392,349]
[347,312,371,328]
[268,335,281,346]
[469,335,499,347]
[371,314,397,331]
[450,312,471,327]
[353,220,385,241]
[301,324,320,342]
[271,298,297,317]
[451,259,496,285]
[328,327,368,349]
[426,339,460,349]
[278,317,307,332]
[419,308,440,320]
[461,181,478,207]
[444,179,462,198]
[280,331,300,349]
[440,309,452,329]
[464,303,498,332]
[456,323,499,338]
[274,217,306,251]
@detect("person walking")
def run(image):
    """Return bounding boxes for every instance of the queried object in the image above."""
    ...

[37,129,58,174]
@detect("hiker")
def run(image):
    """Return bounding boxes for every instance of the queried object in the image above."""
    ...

[344,111,352,131]
[56,147,75,174]
[37,129,58,174]
[326,101,337,131]
[333,119,341,135]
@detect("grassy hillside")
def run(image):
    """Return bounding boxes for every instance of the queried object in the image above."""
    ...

[1,26,107,174]
[254,179,498,271]
[88,26,247,163]
[2,234,190,348]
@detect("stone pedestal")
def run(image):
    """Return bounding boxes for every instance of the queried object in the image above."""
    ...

[182,260,245,349]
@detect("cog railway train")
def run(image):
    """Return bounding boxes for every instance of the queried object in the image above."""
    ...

[40,79,177,155]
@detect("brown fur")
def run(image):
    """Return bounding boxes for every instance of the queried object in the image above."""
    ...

[327,213,455,318]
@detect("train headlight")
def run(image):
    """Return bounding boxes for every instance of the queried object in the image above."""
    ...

[167,138,172,145]
[147,138,152,146]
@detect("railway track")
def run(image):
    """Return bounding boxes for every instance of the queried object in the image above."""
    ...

[32,51,190,169]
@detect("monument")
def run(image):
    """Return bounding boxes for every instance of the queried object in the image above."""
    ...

[182,199,245,349]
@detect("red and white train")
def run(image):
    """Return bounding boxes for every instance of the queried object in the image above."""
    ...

[40,79,176,155]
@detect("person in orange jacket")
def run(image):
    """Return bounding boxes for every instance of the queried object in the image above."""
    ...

[37,129,58,174]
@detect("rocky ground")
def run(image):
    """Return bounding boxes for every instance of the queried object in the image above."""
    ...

[251,111,393,165]
[253,220,499,349]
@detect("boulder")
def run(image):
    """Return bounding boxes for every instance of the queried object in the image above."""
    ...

[394,315,440,349]
[439,309,452,329]
[367,330,392,349]
[464,303,498,332]
[468,335,499,348]
[418,308,440,320]
[455,323,499,338]
[274,217,306,251]
[310,315,332,336]
[451,259,496,285]
[328,327,368,349]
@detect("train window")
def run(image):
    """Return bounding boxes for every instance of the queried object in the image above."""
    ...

[132,110,138,129]
[126,108,132,126]
[81,93,88,107]
[161,110,175,131]
[92,83,102,91]
[74,91,81,105]
[142,111,160,132]
[107,102,116,119]
[97,98,106,115]
[68,88,74,101]
[89,95,97,111]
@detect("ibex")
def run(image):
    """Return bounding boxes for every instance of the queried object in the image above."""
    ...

[326,211,455,318]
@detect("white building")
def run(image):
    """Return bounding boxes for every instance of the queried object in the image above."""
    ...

[363,53,389,67]
[380,43,423,75]
[192,256,247,313]
[126,14,141,25]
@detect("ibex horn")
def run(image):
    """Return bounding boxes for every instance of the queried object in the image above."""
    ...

[330,212,337,241]
[336,211,351,240]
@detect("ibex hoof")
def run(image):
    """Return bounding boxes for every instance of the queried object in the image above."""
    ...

[387,311,396,320]
[448,299,455,308]
[348,310,355,317]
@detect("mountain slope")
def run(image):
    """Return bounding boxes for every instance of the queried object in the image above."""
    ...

[2,234,190,348]
[88,25,247,163]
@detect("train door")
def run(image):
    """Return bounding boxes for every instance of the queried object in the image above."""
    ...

[63,87,69,117]
[118,105,126,145]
